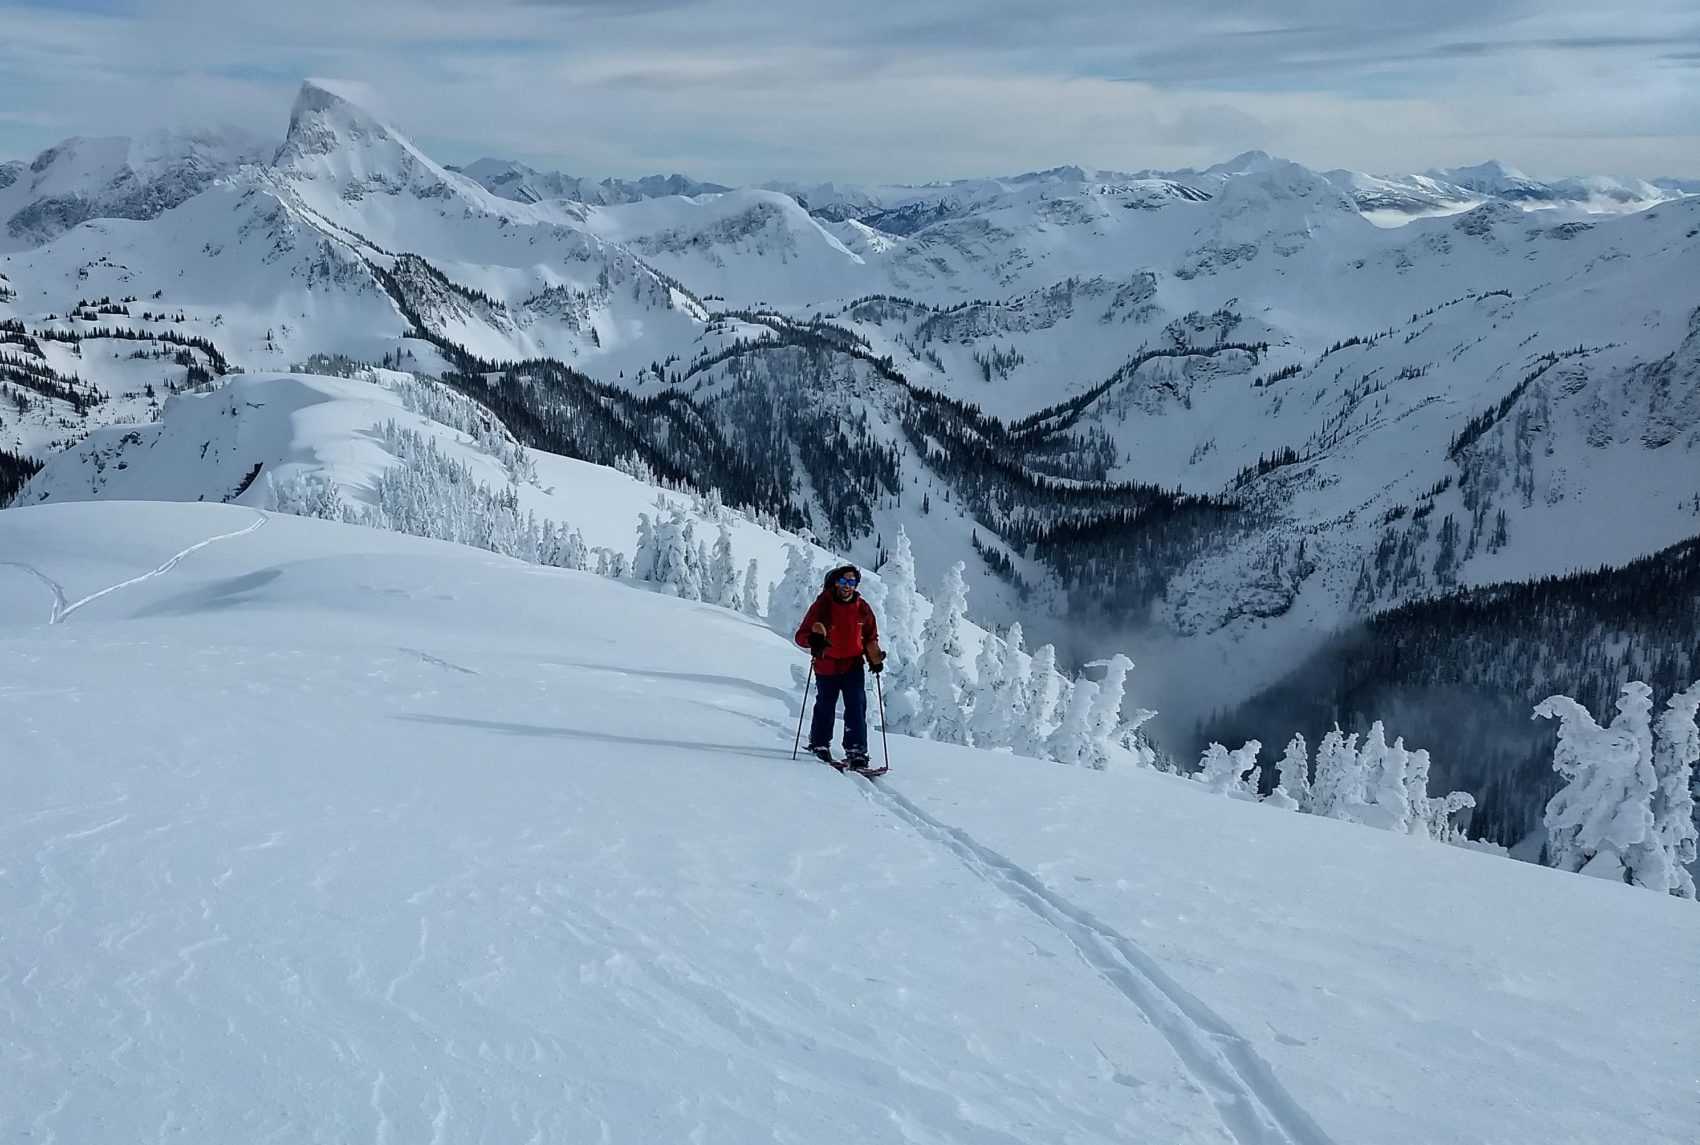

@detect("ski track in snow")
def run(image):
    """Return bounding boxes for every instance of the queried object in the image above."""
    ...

[0,561,69,624]
[857,777,1336,1145]
[3,513,267,624]
[54,513,269,622]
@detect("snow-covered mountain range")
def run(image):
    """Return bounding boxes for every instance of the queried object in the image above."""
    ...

[3,80,1697,840]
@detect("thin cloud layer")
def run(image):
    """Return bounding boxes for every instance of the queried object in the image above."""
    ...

[0,0,1694,180]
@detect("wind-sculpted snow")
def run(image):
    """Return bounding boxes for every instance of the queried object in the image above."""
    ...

[1,501,1695,1143]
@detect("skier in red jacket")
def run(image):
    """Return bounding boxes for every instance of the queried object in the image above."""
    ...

[795,564,885,766]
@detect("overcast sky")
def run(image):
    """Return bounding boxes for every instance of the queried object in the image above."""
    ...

[2,0,1696,182]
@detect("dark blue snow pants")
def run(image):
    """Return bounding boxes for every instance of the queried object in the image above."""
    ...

[809,664,867,753]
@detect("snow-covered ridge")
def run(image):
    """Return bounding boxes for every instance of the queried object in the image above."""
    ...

[0,127,272,253]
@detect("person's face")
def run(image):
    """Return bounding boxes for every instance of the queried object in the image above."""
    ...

[833,575,857,601]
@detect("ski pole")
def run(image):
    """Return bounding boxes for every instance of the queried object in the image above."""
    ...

[875,670,890,771]
[791,664,815,760]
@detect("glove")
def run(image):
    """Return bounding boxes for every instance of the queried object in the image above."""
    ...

[869,657,884,675]
[808,632,829,658]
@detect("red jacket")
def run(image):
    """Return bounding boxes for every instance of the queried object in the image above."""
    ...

[795,592,881,676]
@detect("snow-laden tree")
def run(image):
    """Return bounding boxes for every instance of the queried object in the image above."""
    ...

[1535,683,1666,889]
[1046,677,1099,766]
[977,622,1027,752]
[878,528,926,732]
[1421,787,1476,841]
[1084,654,1136,770]
[649,509,703,600]
[267,471,352,522]
[918,561,972,745]
[694,537,715,602]
[1404,744,1434,839]
[1010,642,1059,760]
[1310,728,1362,820]
[1112,708,1161,771]
[739,559,762,617]
[1273,733,1311,811]
[706,524,738,608]
[337,423,599,572]
[767,544,818,638]
[1349,722,1414,832]
[1197,740,1261,796]
[631,512,659,583]
[967,630,1008,747]
[881,528,923,661]
[556,527,589,572]
[1651,681,1700,898]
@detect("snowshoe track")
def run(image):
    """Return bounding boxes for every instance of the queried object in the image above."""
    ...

[858,779,1336,1145]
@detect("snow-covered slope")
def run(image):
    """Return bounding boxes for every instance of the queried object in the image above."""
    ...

[2,499,1695,1144]
[3,80,1696,781]
[14,368,837,599]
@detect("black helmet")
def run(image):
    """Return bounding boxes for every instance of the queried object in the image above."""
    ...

[822,564,861,592]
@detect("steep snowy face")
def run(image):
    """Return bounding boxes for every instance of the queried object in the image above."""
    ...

[0,129,272,252]
[271,81,477,205]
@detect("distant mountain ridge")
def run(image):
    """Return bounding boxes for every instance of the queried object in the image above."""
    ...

[3,97,1690,252]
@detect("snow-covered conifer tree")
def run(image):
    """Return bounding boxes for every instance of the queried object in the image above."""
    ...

[1311,727,1362,820]
[631,513,659,582]
[1273,733,1311,811]
[876,528,925,731]
[707,525,738,608]
[1404,744,1434,839]
[918,562,972,744]
[1423,787,1475,841]
[1084,654,1135,770]
[1344,722,1389,825]
[559,528,589,572]
[649,509,702,600]
[767,545,818,637]
[267,470,351,522]
[1651,681,1700,898]
[1535,683,1665,889]
[739,559,762,617]
[1197,740,1261,795]
[1010,644,1060,759]
[1349,722,1413,832]
[978,623,1027,752]
[1046,676,1099,766]
[967,631,1008,747]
